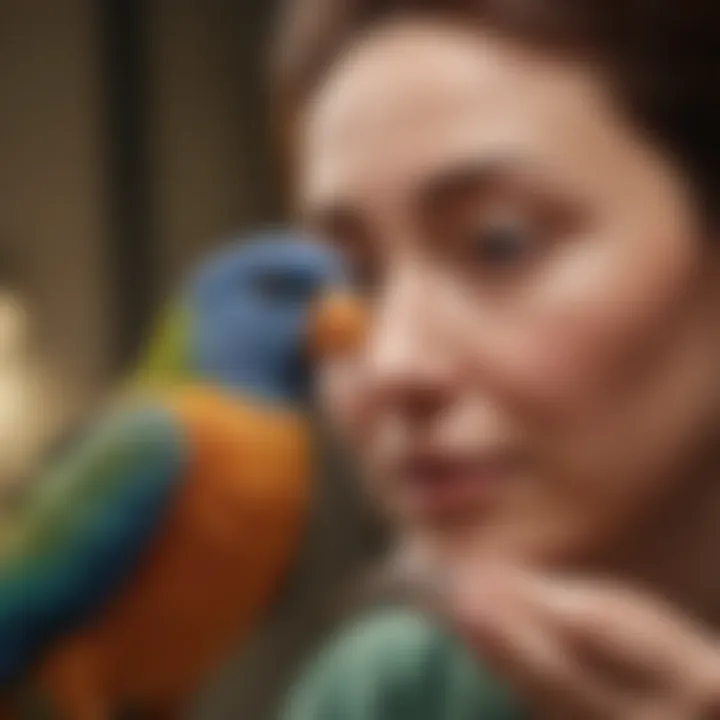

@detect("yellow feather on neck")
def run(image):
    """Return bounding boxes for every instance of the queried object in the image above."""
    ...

[130,304,192,394]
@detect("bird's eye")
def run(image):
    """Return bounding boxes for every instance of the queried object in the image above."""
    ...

[251,272,315,302]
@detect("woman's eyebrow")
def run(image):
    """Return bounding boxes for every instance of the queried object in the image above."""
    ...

[417,157,530,210]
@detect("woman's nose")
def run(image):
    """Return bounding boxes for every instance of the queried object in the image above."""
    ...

[364,270,453,421]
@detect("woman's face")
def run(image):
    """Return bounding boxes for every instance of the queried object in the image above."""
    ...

[299,20,720,566]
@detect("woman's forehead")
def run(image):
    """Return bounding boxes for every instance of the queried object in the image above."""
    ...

[299,22,617,219]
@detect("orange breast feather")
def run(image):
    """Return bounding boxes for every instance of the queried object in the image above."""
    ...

[40,386,314,709]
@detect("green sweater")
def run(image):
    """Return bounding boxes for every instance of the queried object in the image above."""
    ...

[281,609,527,720]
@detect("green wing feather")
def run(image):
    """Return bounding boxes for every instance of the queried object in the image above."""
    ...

[0,403,188,686]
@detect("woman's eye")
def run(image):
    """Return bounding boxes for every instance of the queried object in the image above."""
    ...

[468,217,537,271]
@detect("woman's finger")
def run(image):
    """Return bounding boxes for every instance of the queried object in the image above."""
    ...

[513,573,720,691]
[445,568,625,718]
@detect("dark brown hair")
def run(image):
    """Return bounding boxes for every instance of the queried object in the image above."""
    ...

[271,0,718,216]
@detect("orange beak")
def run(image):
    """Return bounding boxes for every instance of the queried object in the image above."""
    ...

[308,289,367,359]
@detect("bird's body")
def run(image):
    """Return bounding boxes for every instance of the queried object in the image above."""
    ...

[39,386,312,717]
[0,234,364,719]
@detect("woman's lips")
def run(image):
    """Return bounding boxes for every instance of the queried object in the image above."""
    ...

[392,451,514,520]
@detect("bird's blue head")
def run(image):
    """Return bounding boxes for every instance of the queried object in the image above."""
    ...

[178,230,364,407]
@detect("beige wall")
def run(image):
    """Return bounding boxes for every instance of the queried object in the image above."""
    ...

[0,0,281,387]
[148,0,282,291]
[149,0,250,291]
[0,0,109,406]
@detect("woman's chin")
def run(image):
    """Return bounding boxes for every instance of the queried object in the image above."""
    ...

[401,512,608,573]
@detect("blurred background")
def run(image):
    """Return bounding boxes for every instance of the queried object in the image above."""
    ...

[0,1,382,717]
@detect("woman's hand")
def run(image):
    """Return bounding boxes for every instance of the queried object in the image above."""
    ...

[442,565,720,719]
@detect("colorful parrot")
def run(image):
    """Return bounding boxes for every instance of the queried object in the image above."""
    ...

[0,231,365,719]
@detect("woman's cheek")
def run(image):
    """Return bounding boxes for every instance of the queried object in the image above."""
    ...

[460,231,700,420]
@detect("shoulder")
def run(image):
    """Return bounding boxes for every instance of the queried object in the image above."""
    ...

[282,608,522,720]
[318,609,466,679]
